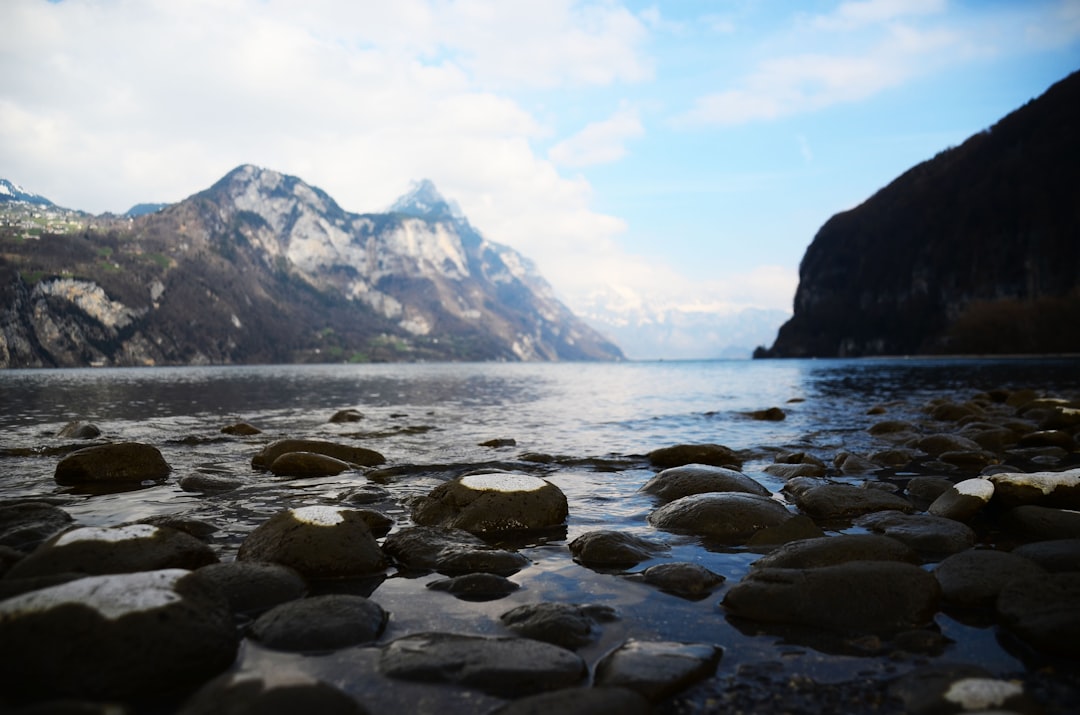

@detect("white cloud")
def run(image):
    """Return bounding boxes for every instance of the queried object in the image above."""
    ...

[808,0,946,31]
[548,105,644,167]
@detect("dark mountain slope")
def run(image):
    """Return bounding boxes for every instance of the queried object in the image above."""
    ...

[764,70,1080,357]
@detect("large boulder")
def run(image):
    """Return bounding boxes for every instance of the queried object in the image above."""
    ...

[723,561,941,634]
[237,506,387,578]
[381,526,529,576]
[251,439,385,470]
[640,464,769,502]
[648,493,794,544]
[54,442,170,486]
[0,569,238,700]
[410,473,568,534]
[5,523,218,579]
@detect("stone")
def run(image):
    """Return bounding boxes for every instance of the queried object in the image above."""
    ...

[750,534,919,570]
[933,548,1047,608]
[221,421,262,436]
[649,493,794,544]
[568,530,668,568]
[869,448,921,468]
[0,502,73,552]
[647,444,742,470]
[269,452,352,478]
[744,514,825,546]
[743,407,785,421]
[927,477,995,522]
[57,421,101,439]
[381,526,529,576]
[1011,538,1080,572]
[195,561,308,615]
[489,686,650,715]
[629,562,725,599]
[136,515,218,541]
[905,476,956,504]
[178,472,244,492]
[640,464,769,502]
[479,438,517,448]
[0,569,238,700]
[723,561,941,634]
[855,511,976,558]
[1002,505,1080,540]
[5,524,218,579]
[867,420,918,436]
[996,572,1080,657]
[594,639,722,701]
[987,467,1080,509]
[379,632,586,697]
[342,485,392,504]
[329,408,364,423]
[1019,429,1076,449]
[236,506,387,579]
[500,602,618,649]
[791,483,914,522]
[251,439,385,470]
[834,452,880,475]
[249,594,387,651]
[410,472,568,534]
[427,572,520,601]
[889,665,1033,715]
[916,433,986,457]
[964,426,1020,451]
[763,463,826,479]
[54,442,170,486]
[178,671,367,715]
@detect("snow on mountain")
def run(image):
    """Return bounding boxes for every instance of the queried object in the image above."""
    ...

[0,179,54,206]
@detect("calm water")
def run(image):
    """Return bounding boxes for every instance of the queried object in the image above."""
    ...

[3,357,1080,710]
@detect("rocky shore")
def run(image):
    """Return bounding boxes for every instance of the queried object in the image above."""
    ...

[2,387,1080,713]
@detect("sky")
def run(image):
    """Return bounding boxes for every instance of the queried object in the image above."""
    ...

[2,0,1078,321]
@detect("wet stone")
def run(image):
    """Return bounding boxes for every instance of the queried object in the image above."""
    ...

[594,639,723,701]
[724,561,941,634]
[750,534,919,570]
[178,473,244,492]
[855,511,976,558]
[136,514,219,541]
[236,506,387,579]
[0,569,238,700]
[249,594,387,652]
[178,671,367,715]
[1011,538,1080,572]
[762,463,826,479]
[329,408,365,423]
[568,530,668,569]
[640,464,769,502]
[834,451,880,475]
[195,561,308,615]
[57,421,102,439]
[927,477,995,522]
[54,442,170,486]
[648,492,794,544]
[251,439,385,470]
[933,548,1047,608]
[916,433,986,457]
[269,452,352,478]
[5,523,218,579]
[489,686,651,715]
[341,484,392,504]
[905,476,956,505]
[378,632,587,697]
[382,526,529,576]
[410,472,568,534]
[987,467,1080,509]
[889,665,1034,715]
[647,443,742,470]
[1002,505,1080,540]
[221,421,262,436]
[996,572,1080,658]
[427,572,519,601]
[628,562,725,600]
[791,483,914,522]
[0,501,74,552]
[500,602,619,649]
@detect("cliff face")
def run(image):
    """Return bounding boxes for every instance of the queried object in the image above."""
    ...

[0,166,623,367]
[765,70,1080,358]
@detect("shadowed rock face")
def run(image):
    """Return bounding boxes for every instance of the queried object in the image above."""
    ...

[764,69,1080,358]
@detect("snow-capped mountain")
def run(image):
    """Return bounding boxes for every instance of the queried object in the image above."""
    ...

[0,179,54,206]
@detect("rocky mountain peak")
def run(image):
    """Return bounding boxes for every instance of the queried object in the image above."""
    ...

[0,178,53,206]
[207,164,346,223]
[389,179,461,221]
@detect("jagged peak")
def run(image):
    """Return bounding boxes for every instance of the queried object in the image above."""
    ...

[207,165,345,219]
[389,179,462,221]
[0,178,54,206]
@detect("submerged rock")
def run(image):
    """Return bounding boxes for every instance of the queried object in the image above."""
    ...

[221,421,262,436]
[500,602,618,649]
[379,632,586,697]
[723,561,941,634]
[569,530,668,569]
[237,506,387,578]
[648,492,793,544]
[594,639,723,701]
[57,421,102,439]
[647,444,742,470]
[640,464,769,502]
[382,525,529,575]
[269,452,352,478]
[54,442,170,486]
[0,569,238,700]
[749,534,919,570]
[427,572,520,601]
[178,473,244,492]
[628,562,726,600]
[5,523,218,579]
[249,594,387,651]
[251,439,385,470]
[410,472,568,534]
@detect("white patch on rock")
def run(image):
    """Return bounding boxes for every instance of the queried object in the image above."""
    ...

[35,279,142,329]
[291,505,346,526]
[989,467,1080,495]
[460,473,547,493]
[399,315,431,335]
[230,313,242,329]
[956,478,995,500]
[943,677,1023,709]
[55,523,159,546]
[0,569,188,620]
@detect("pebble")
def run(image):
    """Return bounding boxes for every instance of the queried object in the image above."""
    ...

[381,525,529,575]
[57,421,102,439]
[648,492,795,544]
[410,472,568,534]
[789,483,914,522]
[628,562,726,599]
[500,602,618,649]
[640,464,770,501]
[855,510,976,558]
[251,439,385,470]
[195,561,308,615]
[594,639,723,701]
[647,443,742,470]
[269,451,353,478]
[1002,504,1080,540]
[249,594,387,651]
[427,572,520,600]
[987,467,1080,509]
[568,530,668,568]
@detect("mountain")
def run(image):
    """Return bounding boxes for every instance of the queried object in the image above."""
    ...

[124,203,169,218]
[0,165,623,367]
[762,70,1080,358]
[0,179,53,207]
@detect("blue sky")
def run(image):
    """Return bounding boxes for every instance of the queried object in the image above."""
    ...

[2,0,1078,320]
